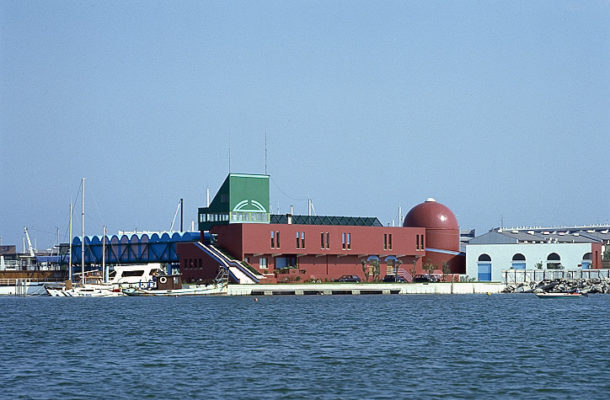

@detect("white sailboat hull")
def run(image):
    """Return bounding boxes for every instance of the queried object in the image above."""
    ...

[0,282,48,296]
[124,283,227,296]
[45,285,125,297]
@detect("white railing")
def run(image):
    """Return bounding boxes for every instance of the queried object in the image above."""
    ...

[0,277,65,285]
[503,269,610,283]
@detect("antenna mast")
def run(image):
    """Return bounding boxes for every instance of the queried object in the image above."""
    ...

[228,135,231,173]
[68,203,73,281]
[81,177,85,284]
[265,129,268,175]
[102,225,107,283]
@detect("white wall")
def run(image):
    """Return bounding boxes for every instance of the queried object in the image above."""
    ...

[466,242,592,282]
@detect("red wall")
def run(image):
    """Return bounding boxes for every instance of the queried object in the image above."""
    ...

[592,243,603,269]
[214,224,425,259]
[176,242,220,283]
[211,223,427,282]
[425,228,460,252]
[423,251,465,275]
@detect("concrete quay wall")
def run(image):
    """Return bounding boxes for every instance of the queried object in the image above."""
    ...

[227,282,506,296]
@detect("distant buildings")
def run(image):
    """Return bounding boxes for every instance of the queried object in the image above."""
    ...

[6,172,607,285]
[465,226,609,281]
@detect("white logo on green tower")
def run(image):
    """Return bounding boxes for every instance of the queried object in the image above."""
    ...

[233,200,267,213]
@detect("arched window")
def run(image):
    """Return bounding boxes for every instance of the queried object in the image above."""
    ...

[512,253,526,270]
[477,254,492,281]
[582,252,592,269]
[547,253,561,269]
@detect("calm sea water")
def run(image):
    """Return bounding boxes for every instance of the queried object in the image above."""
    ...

[1,294,609,399]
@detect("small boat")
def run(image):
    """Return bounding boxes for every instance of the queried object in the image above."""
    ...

[535,292,584,298]
[123,273,227,296]
[46,283,124,297]
[123,283,227,296]
[45,274,124,297]
[45,264,163,297]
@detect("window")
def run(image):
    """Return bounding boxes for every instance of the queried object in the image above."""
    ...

[296,232,300,248]
[301,232,305,248]
[320,232,330,249]
[477,254,492,281]
[271,231,275,248]
[547,253,561,269]
[276,231,280,247]
[384,234,388,250]
[260,257,268,269]
[582,252,592,269]
[478,254,491,262]
[416,234,424,250]
[122,270,144,277]
[388,234,392,250]
[511,253,526,270]
[341,233,351,249]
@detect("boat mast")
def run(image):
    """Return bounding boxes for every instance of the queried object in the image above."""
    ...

[102,225,107,283]
[68,203,73,281]
[81,177,85,284]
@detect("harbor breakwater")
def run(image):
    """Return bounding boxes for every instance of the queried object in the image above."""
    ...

[503,277,610,294]
[228,282,506,296]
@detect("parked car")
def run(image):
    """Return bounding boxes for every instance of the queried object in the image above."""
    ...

[413,274,440,282]
[335,275,361,282]
[413,274,432,282]
[382,275,406,283]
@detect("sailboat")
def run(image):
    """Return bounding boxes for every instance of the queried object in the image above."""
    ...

[45,178,125,297]
[46,263,165,297]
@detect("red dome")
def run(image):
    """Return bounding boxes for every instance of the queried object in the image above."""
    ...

[403,198,458,230]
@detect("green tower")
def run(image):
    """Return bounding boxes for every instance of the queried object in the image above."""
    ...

[198,173,270,231]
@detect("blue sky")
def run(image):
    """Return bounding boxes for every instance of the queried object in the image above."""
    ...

[1,0,609,250]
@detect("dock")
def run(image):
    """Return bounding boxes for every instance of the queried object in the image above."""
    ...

[227,282,505,296]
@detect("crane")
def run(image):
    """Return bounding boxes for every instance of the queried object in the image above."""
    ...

[24,227,35,257]
[169,199,183,232]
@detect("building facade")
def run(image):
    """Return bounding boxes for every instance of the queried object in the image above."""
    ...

[465,227,607,282]
[177,173,466,283]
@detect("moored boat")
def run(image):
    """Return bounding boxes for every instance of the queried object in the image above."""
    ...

[45,264,163,297]
[535,292,584,298]
[123,273,227,296]
[46,282,124,297]
[0,270,67,296]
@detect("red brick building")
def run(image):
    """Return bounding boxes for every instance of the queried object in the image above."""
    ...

[177,173,465,284]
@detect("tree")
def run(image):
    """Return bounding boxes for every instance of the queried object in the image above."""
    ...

[442,262,451,282]
[394,259,403,278]
[423,263,436,276]
[370,259,380,281]
[409,260,417,282]
[361,259,370,282]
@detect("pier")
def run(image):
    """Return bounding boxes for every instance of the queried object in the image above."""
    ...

[227,282,505,296]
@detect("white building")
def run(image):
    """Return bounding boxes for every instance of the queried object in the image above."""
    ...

[465,226,608,282]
